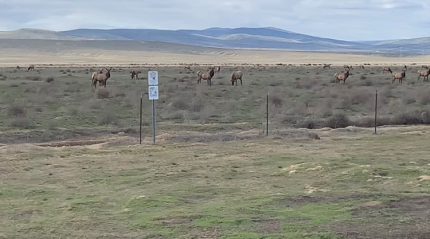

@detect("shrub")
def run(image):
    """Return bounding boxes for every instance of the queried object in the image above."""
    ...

[9,117,32,128]
[8,105,26,117]
[325,113,351,128]
[171,98,189,110]
[270,95,283,107]
[98,112,119,126]
[96,88,111,99]
[46,77,54,83]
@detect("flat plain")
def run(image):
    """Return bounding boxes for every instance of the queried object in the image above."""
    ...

[1,42,430,239]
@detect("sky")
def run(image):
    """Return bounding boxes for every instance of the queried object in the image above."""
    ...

[0,0,428,41]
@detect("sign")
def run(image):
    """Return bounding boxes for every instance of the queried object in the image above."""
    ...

[148,71,158,86]
[148,86,159,100]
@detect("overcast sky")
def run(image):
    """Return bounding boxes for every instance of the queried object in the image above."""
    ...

[0,0,428,41]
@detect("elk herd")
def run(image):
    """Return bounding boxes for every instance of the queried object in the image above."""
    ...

[330,64,429,85]
[14,63,430,89]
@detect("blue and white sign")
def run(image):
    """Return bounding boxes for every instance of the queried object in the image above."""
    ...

[148,86,159,100]
[148,71,158,86]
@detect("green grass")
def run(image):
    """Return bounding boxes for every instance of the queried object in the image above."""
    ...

[1,131,430,238]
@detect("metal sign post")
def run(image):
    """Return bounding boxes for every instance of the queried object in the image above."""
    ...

[148,71,159,144]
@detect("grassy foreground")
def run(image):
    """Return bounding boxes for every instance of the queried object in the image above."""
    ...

[1,127,430,238]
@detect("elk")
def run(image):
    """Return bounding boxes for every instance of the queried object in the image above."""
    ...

[344,65,353,70]
[323,64,331,69]
[16,66,20,70]
[196,68,215,86]
[92,67,112,88]
[231,71,244,86]
[422,65,428,69]
[392,69,406,84]
[130,70,141,80]
[27,64,34,71]
[334,70,351,84]
[91,69,103,81]
[382,67,392,74]
[417,69,430,81]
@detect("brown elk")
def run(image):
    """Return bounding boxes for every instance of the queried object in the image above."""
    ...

[91,69,103,81]
[27,64,34,71]
[392,69,406,84]
[382,67,392,74]
[216,66,221,73]
[92,67,112,88]
[422,65,428,69]
[344,65,353,70]
[231,71,243,86]
[196,68,215,86]
[322,64,331,69]
[130,70,141,80]
[16,66,20,70]
[334,70,351,84]
[417,69,430,81]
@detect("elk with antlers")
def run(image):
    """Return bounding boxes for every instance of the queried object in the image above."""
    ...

[334,70,351,84]
[92,67,112,88]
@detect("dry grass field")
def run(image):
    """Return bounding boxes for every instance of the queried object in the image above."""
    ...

[1,45,430,238]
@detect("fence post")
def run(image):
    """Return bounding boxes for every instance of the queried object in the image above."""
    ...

[266,93,269,136]
[374,90,378,134]
[139,94,143,144]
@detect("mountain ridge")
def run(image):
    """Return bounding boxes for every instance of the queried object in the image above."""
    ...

[0,27,428,55]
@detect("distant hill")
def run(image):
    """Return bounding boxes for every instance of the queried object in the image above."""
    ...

[0,27,428,55]
[0,28,90,40]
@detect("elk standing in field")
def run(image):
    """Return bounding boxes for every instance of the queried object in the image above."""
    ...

[231,71,244,86]
[196,68,215,86]
[383,67,392,74]
[417,69,430,81]
[344,65,353,70]
[27,64,34,71]
[16,66,20,70]
[91,69,103,81]
[130,70,141,80]
[323,64,331,69]
[92,67,112,88]
[422,65,428,69]
[392,69,406,84]
[334,70,351,84]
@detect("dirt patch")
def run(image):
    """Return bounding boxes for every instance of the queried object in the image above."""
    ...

[327,196,430,239]
[154,215,201,226]
[252,218,281,234]
[281,193,383,207]
[163,129,320,143]
[37,140,107,147]
[0,128,138,144]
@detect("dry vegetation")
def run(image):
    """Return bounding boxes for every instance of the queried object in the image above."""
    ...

[1,63,430,143]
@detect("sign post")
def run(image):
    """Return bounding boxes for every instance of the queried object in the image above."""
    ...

[148,71,159,144]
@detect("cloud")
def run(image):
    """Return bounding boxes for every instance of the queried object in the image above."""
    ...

[0,0,428,41]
